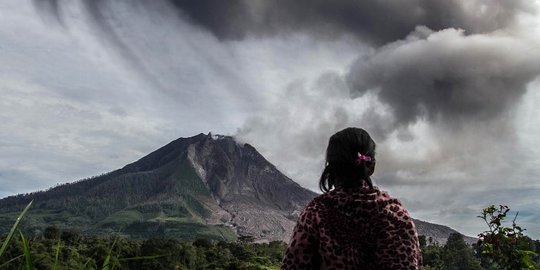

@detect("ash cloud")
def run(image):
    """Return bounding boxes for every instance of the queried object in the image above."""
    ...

[32,0,540,130]
[35,0,532,44]
[32,0,539,122]
[347,27,540,129]
[31,0,540,185]
[341,26,540,188]
[161,0,533,44]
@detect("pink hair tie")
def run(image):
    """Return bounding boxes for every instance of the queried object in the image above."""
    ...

[355,153,372,166]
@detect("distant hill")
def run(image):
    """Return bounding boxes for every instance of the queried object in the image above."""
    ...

[414,219,477,245]
[0,133,475,244]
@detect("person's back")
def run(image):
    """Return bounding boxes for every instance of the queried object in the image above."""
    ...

[281,127,422,269]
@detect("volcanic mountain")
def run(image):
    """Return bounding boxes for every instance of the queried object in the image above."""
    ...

[0,133,315,241]
[0,133,472,244]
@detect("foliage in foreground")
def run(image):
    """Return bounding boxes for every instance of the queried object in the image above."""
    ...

[477,205,539,270]
[421,205,540,270]
[0,201,283,269]
[0,230,285,269]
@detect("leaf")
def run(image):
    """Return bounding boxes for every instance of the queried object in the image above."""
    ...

[119,255,166,261]
[102,237,118,270]
[82,256,94,269]
[0,254,24,268]
[19,230,34,270]
[53,239,61,270]
[0,200,33,257]
[102,254,111,270]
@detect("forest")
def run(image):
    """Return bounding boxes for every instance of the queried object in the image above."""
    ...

[1,231,285,270]
[1,229,539,269]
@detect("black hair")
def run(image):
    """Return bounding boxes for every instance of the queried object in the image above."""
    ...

[319,127,376,192]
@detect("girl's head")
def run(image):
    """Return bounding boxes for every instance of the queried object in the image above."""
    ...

[319,127,376,192]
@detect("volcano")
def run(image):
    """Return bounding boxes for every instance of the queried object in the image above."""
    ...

[0,133,315,242]
[0,133,472,244]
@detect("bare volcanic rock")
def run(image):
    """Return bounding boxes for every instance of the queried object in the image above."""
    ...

[414,219,477,245]
[186,133,316,242]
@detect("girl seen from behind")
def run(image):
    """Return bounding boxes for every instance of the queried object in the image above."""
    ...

[282,127,422,270]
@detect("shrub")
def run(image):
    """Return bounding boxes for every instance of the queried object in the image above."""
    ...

[477,205,538,270]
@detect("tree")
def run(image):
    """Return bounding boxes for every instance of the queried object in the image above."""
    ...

[238,235,255,244]
[43,226,59,240]
[419,235,427,249]
[422,243,443,269]
[442,233,482,270]
[60,230,81,245]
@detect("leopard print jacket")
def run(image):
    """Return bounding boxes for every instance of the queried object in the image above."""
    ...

[282,185,422,270]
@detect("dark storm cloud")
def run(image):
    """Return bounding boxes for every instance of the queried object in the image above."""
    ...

[170,0,533,44]
[34,0,532,44]
[347,27,540,127]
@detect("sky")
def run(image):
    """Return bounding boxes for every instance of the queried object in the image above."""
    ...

[1,0,540,238]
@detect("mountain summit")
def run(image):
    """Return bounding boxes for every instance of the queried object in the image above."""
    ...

[185,133,317,240]
[0,133,316,242]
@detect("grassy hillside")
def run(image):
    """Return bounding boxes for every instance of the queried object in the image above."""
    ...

[0,152,236,241]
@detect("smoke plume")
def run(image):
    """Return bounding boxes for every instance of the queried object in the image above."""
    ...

[35,0,532,44]
[348,26,540,130]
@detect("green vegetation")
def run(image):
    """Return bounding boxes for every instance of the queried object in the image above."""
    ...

[421,233,483,270]
[0,200,32,258]
[2,201,539,269]
[476,205,539,270]
[6,227,535,269]
[422,205,539,270]
[1,228,285,269]
[0,158,238,241]
[421,231,539,270]
[0,197,275,269]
